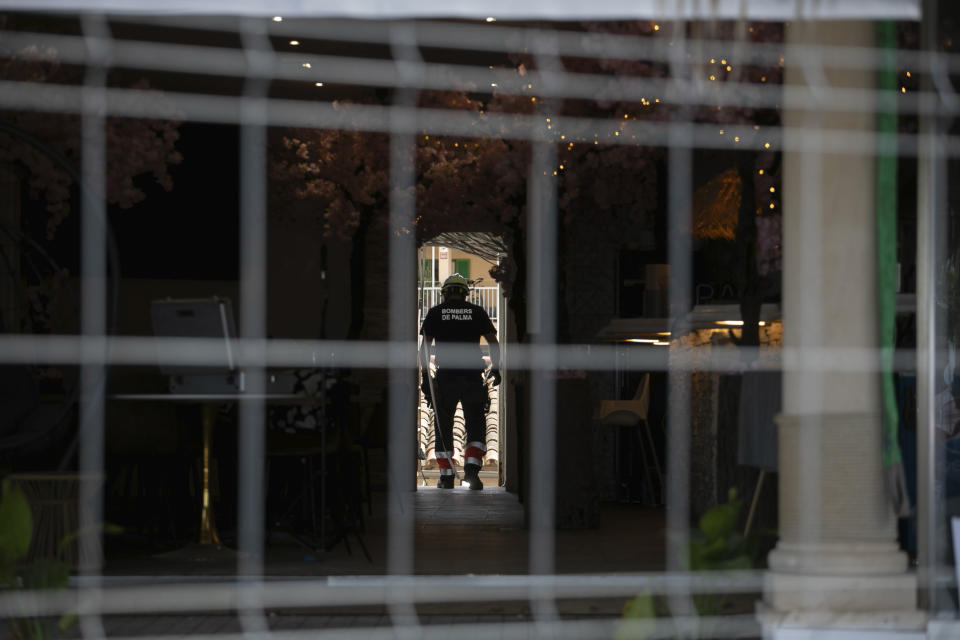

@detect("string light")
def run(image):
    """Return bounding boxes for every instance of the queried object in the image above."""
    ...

[531,97,536,102]
[624,114,629,119]
[709,75,716,81]
[769,187,775,193]
[314,82,323,87]
[710,58,716,64]
[906,71,912,77]
[901,87,906,93]
[485,16,496,22]
[769,203,775,209]
[763,142,771,149]
[559,164,564,170]
[719,129,725,135]
[655,98,660,103]
[653,24,660,31]
[734,136,740,142]
[726,65,732,71]
[301,62,311,69]
[758,169,764,175]
[491,83,497,87]
[272,16,283,22]
[761,76,767,82]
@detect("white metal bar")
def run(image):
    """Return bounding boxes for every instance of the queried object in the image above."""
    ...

[386,21,421,634]
[4,28,942,120]
[664,14,695,624]
[235,16,272,636]
[917,0,946,610]
[0,569,933,618]
[2,78,959,159]
[0,0,921,20]
[12,15,934,77]
[0,334,931,373]
[78,13,110,640]
[63,615,764,640]
[527,56,560,623]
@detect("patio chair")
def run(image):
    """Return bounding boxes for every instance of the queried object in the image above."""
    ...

[598,373,664,506]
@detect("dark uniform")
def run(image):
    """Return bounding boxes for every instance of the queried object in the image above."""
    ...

[420,298,495,473]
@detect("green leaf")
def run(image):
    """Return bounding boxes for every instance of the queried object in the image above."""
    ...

[0,479,33,561]
[21,558,70,590]
[59,611,78,633]
[698,503,738,540]
[712,554,754,571]
[616,592,657,640]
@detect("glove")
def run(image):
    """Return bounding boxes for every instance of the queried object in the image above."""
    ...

[420,375,433,408]
[490,369,502,387]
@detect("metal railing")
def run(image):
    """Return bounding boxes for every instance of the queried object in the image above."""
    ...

[418,285,499,325]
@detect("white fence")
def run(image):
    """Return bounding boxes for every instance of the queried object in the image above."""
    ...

[418,285,499,326]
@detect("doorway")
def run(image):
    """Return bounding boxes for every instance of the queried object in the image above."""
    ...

[416,238,506,488]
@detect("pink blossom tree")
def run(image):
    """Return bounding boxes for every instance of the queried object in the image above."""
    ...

[0,15,182,240]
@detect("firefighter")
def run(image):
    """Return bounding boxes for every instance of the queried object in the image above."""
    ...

[420,273,501,490]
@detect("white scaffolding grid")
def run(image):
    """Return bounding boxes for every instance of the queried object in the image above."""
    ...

[1,2,957,638]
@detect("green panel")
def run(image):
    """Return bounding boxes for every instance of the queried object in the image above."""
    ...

[454,259,470,279]
[420,259,436,284]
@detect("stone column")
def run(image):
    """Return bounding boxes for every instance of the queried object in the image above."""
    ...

[764,21,917,617]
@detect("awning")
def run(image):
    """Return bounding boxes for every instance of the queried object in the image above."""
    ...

[0,0,919,21]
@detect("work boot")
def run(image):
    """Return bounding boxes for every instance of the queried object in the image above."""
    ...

[462,464,483,490]
[437,475,454,489]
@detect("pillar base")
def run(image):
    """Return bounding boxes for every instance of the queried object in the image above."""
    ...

[764,570,917,613]
[758,602,926,640]
[769,541,909,575]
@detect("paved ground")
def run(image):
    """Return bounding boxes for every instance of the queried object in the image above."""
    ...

[102,487,666,578]
[2,488,738,638]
